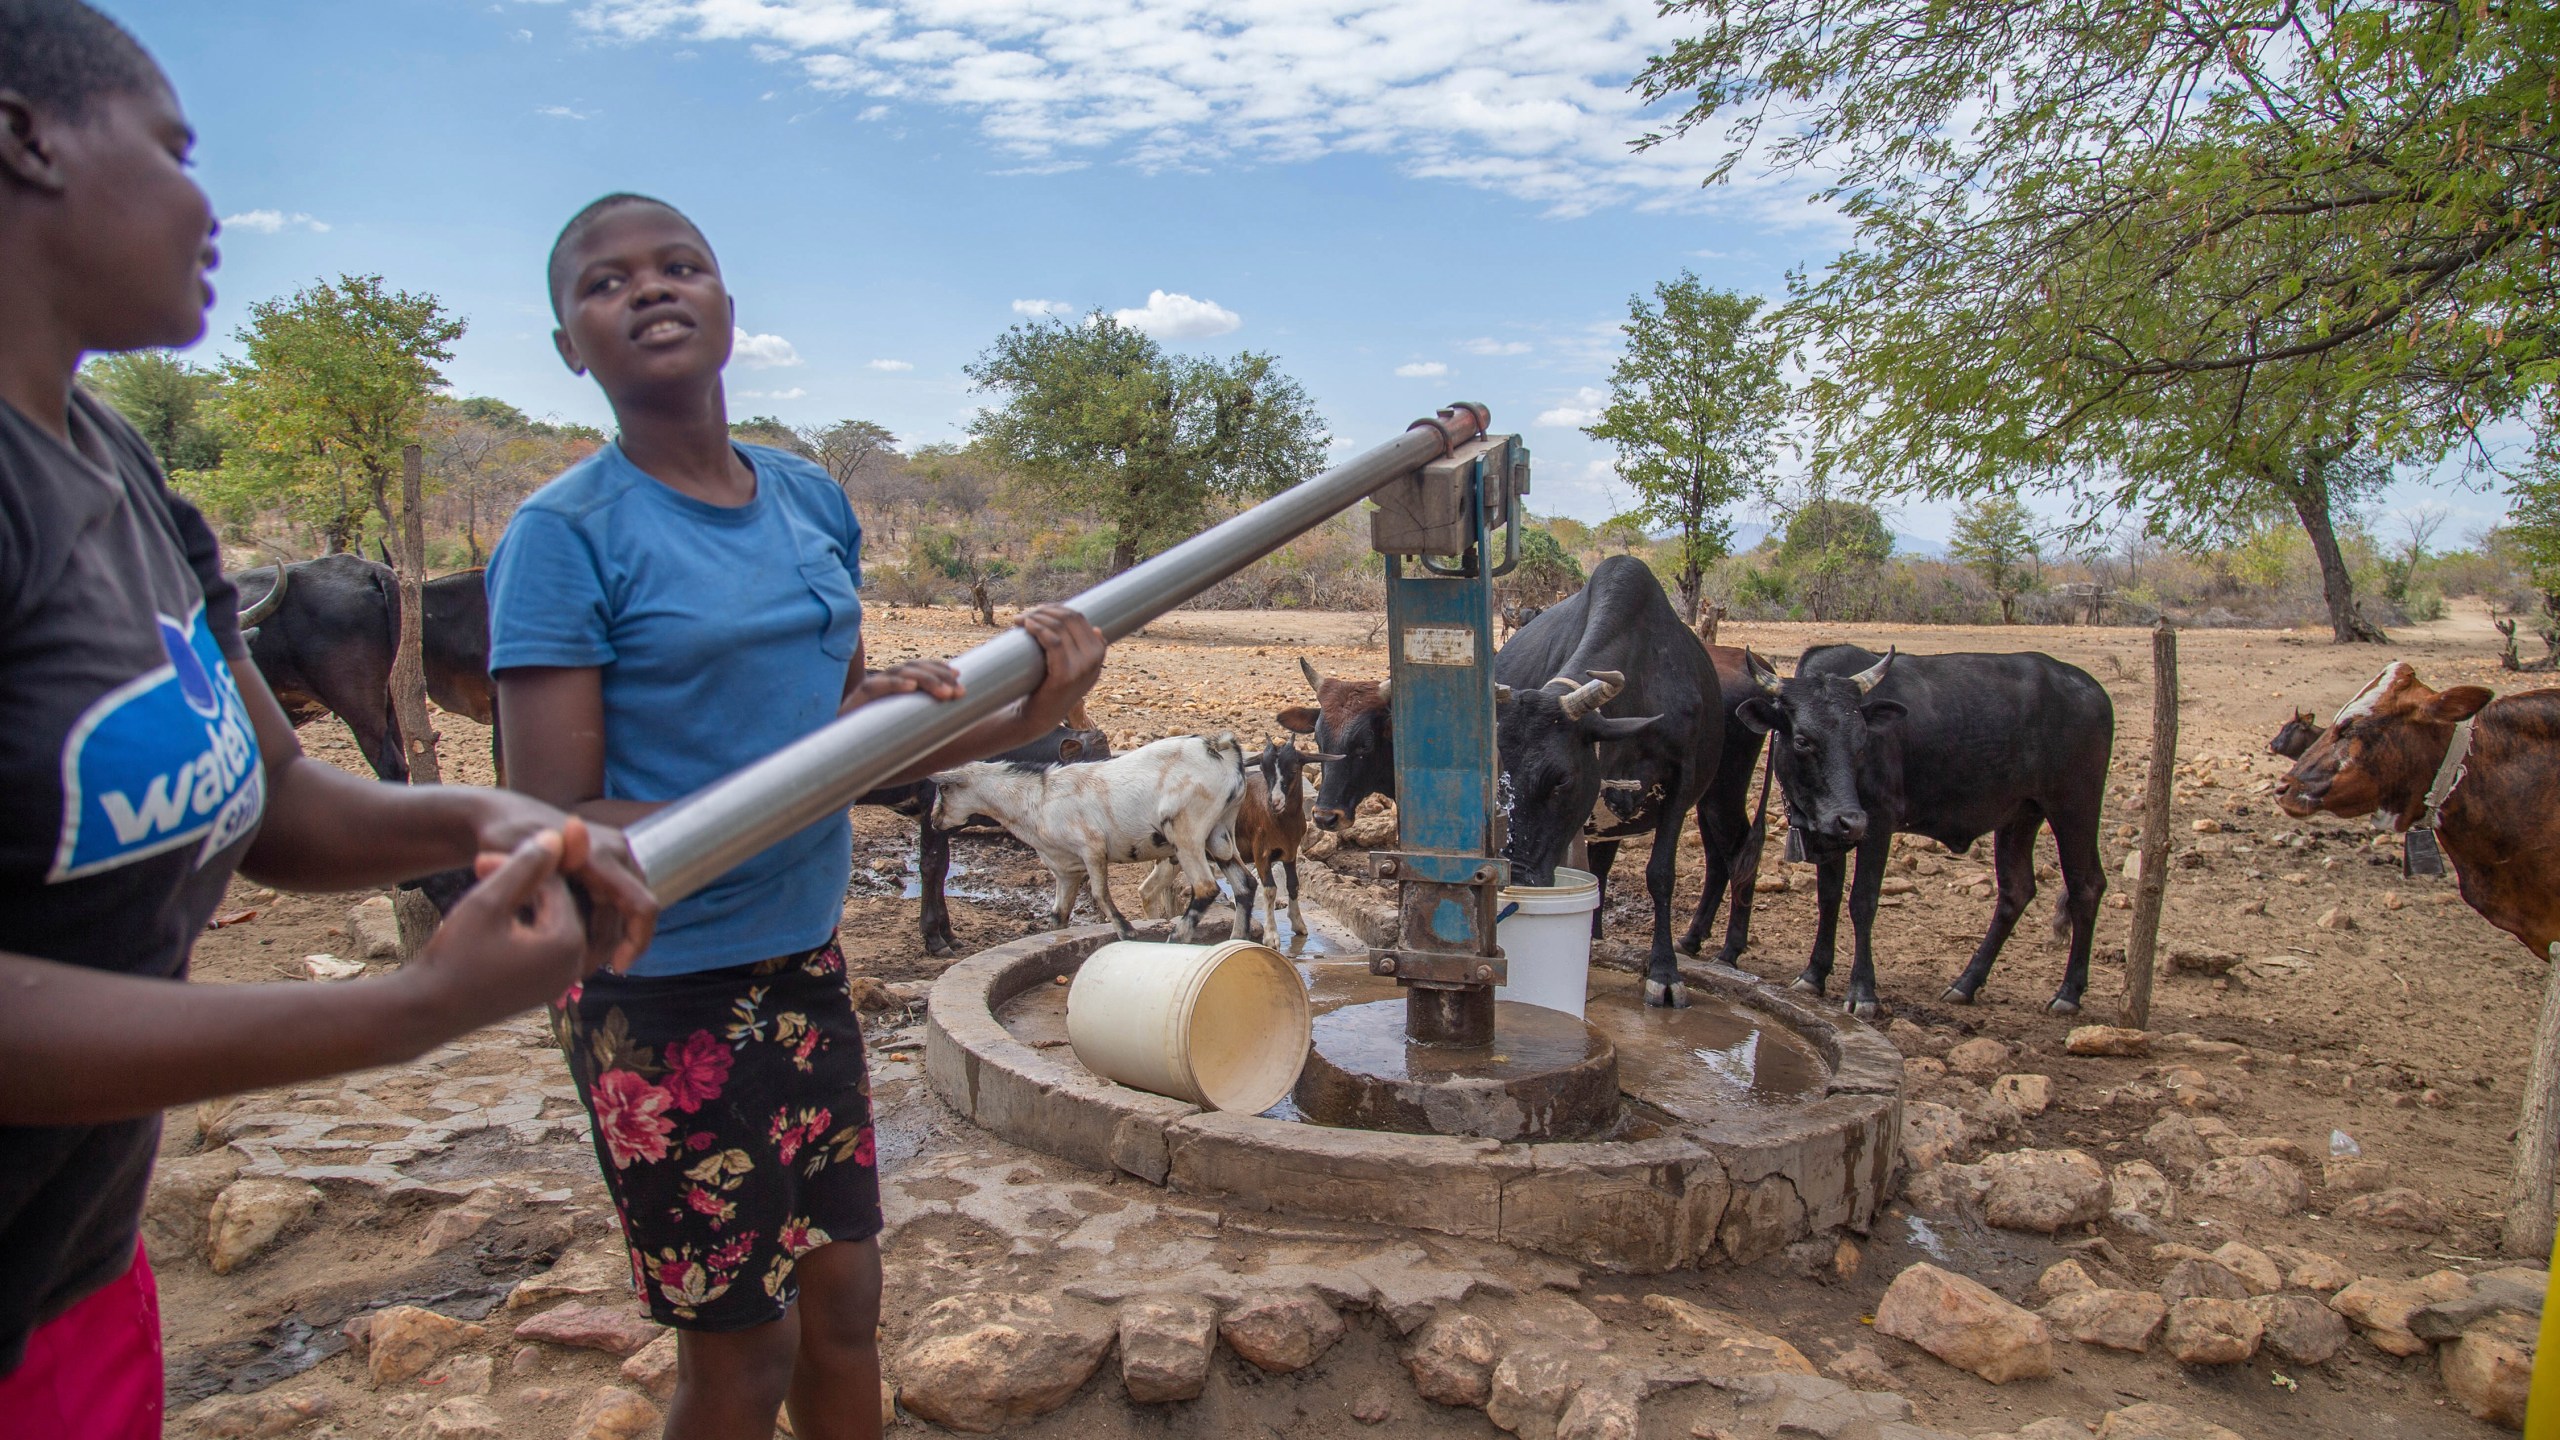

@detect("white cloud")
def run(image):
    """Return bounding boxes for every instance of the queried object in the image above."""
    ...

[1112,290,1240,341]
[867,358,914,371]
[558,0,1779,217]
[222,209,329,235]
[537,104,592,120]
[1012,298,1075,318]
[1458,338,1531,356]
[737,386,809,400]
[732,328,803,368]
[1394,361,1449,379]
[1535,386,1609,428]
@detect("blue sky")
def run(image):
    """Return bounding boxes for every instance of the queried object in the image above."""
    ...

[118,0,2498,549]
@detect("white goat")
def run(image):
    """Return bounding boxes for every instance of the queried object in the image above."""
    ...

[929,732,1259,942]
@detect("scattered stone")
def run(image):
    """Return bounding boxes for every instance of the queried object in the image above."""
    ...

[1871,1262,2053,1384]
[2237,899,2266,917]
[1885,1019,1940,1056]
[2208,1243,2281,1296]
[2330,1271,2472,1357]
[618,1330,678,1403]
[1486,1345,1581,1440]
[2065,1026,2151,1057]
[2035,1260,2098,1301]
[182,1390,334,1438]
[1119,1295,1218,1404]
[415,1196,500,1257]
[2141,1114,2210,1176]
[424,1354,493,1397]
[2157,1065,2232,1113]
[1756,873,1791,894]
[2109,1160,2177,1221]
[1407,1311,1503,1407]
[302,953,365,982]
[513,1302,660,1357]
[1947,1038,2012,1075]
[1554,1374,1643,1440]
[894,1292,1116,1433]
[2187,1155,2308,1215]
[411,1396,503,1440]
[1220,1290,1344,1374]
[349,895,402,958]
[2408,1268,2547,1342]
[2438,1312,2536,1430]
[2248,1294,2349,1366]
[1642,1294,1816,1375]
[2160,1259,2250,1307]
[2190,818,2220,834]
[1976,1149,2110,1234]
[2163,1297,2261,1365]
[1821,1344,1900,1391]
[2041,1289,2166,1353]
[567,1386,659,1440]
[2261,1245,2354,1294]
[1981,1422,2095,1440]
[2166,950,2239,976]
[206,1178,321,1275]
[1989,1074,2053,1117]
[504,1240,630,1310]
[509,1346,543,1376]
[2315,907,2355,932]
[1901,1163,1985,1217]
[141,1148,244,1262]
[366,1305,488,1387]
[1749,1373,1914,1437]
[2332,1187,2448,1233]
[1900,1102,1967,1173]
[2093,1402,2247,1440]
[1351,1382,1396,1426]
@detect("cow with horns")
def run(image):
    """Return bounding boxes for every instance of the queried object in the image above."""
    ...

[1738,645,2113,1018]
[2268,709,2325,760]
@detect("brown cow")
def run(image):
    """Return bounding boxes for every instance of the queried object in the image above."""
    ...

[2277,661,2560,957]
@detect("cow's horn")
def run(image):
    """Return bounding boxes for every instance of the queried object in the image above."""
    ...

[1376,677,1391,704]
[1298,656,1325,693]
[1558,677,1611,721]
[1588,670,1625,704]
[1849,647,1896,695]
[1494,683,1513,703]
[236,563,290,629]
[1747,649,1783,696]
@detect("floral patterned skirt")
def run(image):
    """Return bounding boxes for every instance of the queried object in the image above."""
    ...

[550,939,881,1331]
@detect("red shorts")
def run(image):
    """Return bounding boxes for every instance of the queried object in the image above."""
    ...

[0,1242,162,1440]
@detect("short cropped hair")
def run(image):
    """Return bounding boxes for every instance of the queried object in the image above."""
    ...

[0,0,159,118]
[545,192,712,319]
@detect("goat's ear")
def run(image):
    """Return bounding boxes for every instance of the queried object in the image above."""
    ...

[1277,706,1318,735]
[1735,697,1782,735]
[2425,686,2492,723]
[1861,700,1908,729]
[1055,738,1084,763]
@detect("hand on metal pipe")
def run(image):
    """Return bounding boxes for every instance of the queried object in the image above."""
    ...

[846,657,965,710]
[1016,603,1107,730]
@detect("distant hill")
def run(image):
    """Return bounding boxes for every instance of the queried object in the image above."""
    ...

[1726,520,1944,559]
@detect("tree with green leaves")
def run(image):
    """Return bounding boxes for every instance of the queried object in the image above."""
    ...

[1508,523,1585,605]
[2506,409,2560,622]
[798,419,899,495]
[1584,275,1787,624]
[966,313,1328,573]
[81,350,223,475]
[1636,0,2557,643]
[1948,495,2041,623]
[1775,496,1892,623]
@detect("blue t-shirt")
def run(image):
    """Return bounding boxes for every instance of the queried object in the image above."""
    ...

[487,442,862,976]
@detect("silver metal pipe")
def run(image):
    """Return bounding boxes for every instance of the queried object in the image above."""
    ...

[626,405,1489,904]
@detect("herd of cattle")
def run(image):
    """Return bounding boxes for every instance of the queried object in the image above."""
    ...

[230,551,2559,1022]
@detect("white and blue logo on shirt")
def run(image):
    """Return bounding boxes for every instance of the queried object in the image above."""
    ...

[49,603,264,881]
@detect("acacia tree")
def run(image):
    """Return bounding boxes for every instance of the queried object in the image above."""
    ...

[81,350,223,476]
[1584,275,1786,624]
[1637,0,2558,642]
[1775,495,1892,622]
[2506,407,2560,621]
[1948,495,2041,623]
[966,313,1328,574]
[800,419,899,495]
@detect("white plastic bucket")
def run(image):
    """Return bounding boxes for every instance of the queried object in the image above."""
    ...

[1495,867,1599,1018]
[1067,939,1312,1114]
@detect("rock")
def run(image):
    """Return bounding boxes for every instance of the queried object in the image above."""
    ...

[415,1196,500,1257]
[2408,1268,2547,1342]
[1983,1423,2097,1440]
[1219,1290,1344,1374]
[2209,1243,2281,1296]
[2332,1187,2447,1233]
[2323,1156,2391,1192]
[303,953,365,981]
[1345,804,1398,851]
[618,1330,678,1403]
[1885,1018,1939,1056]
[2261,1245,2355,1293]
[2315,906,2354,932]
[2330,1271,2472,1357]
[410,1397,503,1440]
[2108,1160,2177,1221]
[1351,1382,1396,1425]
[2159,1259,2250,1307]
[424,1354,492,1397]
[2187,1155,2308,1215]
[2162,1297,2261,1365]
[2166,949,2238,976]
[1486,1345,1581,1440]
[349,895,402,958]
[1976,1149,2110,1234]
[567,1386,659,1440]
[2093,1402,2248,1440]
[1407,1311,1503,1407]
[2247,1294,2349,1366]
[2142,1114,2210,1175]
[2157,1065,2232,1113]
[1821,1344,1901,1391]
[366,1305,488,1387]
[205,1178,320,1275]
[505,1240,630,1310]
[2438,1312,2535,1430]
[1118,1295,1217,1404]
[1751,1374,1914,1437]
[2066,1026,2151,1057]
[2041,1288,2166,1353]
[894,1292,1116,1433]
[1871,1262,2053,1384]
[1642,1294,1817,1375]
[513,1302,660,1357]
[1781,1236,1862,1284]
[142,1148,244,1262]
[2035,1260,2098,1301]
[1989,1074,2053,1117]
[1554,1375,1644,1440]
[1947,1038,2012,1075]
[182,1390,335,1438]
[1900,1102,1967,1173]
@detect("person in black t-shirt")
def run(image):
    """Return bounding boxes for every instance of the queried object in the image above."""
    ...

[0,6,659,1434]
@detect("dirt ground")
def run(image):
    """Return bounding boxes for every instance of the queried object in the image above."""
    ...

[167,598,2550,1438]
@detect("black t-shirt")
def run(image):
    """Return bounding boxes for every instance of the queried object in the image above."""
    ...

[0,388,265,1374]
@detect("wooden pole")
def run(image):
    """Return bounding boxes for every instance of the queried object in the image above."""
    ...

[2121,620,2177,1029]
[2503,943,2560,1259]
[388,443,444,959]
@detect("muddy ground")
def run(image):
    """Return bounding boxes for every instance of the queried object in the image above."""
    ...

[167,599,2549,1438]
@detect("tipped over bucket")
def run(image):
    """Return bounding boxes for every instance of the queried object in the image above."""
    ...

[1067,939,1312,1113]
[1495,866,1599,1018]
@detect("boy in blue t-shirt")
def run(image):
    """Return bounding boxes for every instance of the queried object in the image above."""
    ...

[492,192,1103,1439]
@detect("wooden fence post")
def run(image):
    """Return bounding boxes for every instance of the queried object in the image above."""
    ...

[2122,620,2177,1029]
[389,443,444,959]
[2504,944,2560,1259]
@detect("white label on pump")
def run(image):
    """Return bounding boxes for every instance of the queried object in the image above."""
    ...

[1403,627,1475,665]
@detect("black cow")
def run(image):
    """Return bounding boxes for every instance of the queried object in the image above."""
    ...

[232,557,498,782]
[854,725,1111,955]
[1493,556,1725,1007]
[1737,645,2112,1018]
[1672,643,1779,969]
[2268,709,2325,760]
